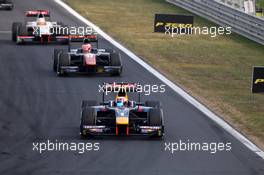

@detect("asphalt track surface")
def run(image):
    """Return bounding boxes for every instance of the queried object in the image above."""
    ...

[0,0,263,174]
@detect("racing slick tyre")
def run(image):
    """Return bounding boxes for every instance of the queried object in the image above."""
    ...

[110,52,122,76]
[57,53,71,76]
[12,22,22,42]
[148,108,164,138]
[81,100,98,109]
[53,49,63,72]
[145,101,161,108]
[16,25,28,45]
[80,107,96,139]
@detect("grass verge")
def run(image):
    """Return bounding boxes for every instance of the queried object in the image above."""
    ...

[65,0,264,149]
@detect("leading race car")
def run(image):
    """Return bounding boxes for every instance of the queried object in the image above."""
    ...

[0,0,13,10]
[80,82,164,138]
[12,10,69,44]
[53,37,122,76]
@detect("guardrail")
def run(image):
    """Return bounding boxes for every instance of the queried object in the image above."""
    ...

[166,0,264,45]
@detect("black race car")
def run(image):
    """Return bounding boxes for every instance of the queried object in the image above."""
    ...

[53,36,122,76]
[80,83,164,138]
[0,0,13,10]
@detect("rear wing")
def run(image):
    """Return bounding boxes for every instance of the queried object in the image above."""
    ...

[68,34,98,42]
[26,10,50,17]
[68,34,98,51]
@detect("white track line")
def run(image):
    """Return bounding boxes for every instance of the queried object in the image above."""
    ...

[54,0,264,159]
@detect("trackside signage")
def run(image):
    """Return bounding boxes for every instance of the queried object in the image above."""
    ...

[252,66,264,93]
[154,14,193,33]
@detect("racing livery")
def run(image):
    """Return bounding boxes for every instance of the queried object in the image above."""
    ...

[11,10,69,44]
[80,83,164,138]
[53,37,122,76]
[0,0,13,10]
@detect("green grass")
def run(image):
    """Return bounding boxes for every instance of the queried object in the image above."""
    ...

[257,0,264,9]
[66,0,264,148]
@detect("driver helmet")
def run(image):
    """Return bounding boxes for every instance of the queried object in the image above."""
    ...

[82,43,92,53]
[115,97,128,107]
[37,17,46,26]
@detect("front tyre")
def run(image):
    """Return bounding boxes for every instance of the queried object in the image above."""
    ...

[80,107,96,139]
[148,108,164,138]
[57,52,70,76]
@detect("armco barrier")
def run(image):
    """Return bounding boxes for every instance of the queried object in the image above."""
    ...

[167,0,264,45]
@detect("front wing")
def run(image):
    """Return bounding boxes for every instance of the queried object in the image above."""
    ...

[16,35,69,44]
[59,65,122,75]
[16,34,96,44]
[81,125,164,137]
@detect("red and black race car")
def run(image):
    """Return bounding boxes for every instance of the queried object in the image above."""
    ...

[11,10,70,44]
[53,36,122,76]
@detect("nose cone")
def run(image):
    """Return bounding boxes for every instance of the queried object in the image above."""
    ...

[116,117,129,125]
[83,53,96,66]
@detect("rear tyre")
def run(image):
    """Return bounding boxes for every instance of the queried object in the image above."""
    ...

[12,22,22,42]
[145,101,161,108]
[110,52,122,76]
[53,49,63,72]
[148,108,164,138]
[80,107,96,139]
[81,100,98,108]
[57,53,70,76]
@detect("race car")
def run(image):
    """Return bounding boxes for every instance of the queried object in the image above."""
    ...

[11,10,69,44]
[80,82,164,138]
[53,37,122,76]
[0,0,13,10]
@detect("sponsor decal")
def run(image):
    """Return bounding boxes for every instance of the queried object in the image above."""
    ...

[254,79,264,84]
[252,66,264,93]
[154,14,193,33]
